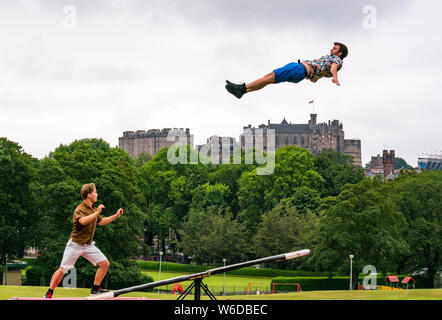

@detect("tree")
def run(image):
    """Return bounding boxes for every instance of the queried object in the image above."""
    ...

[134,151,152,168]
[178,207,249,265]
[266,146,316,202]
[253,202,319,269]
[237,170,269,232]
[0,138,36,280]
[311,178,409,287]
[145,203,177,254]
[190,183,231,211]
[394,157,412,170]
[237,146,321,231]
[282,186,321,214]
[169,176,193,221]
[388,170,441,287]
[314,150,365,197]
[301,169,326,192]
[136,146,213,253]
[208,164,249,214]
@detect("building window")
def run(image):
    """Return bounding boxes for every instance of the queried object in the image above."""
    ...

[301,136,304,145]
[293,136,297,145]
[285,137,289,145]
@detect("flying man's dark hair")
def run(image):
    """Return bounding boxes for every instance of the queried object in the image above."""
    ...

[334,42,348,59]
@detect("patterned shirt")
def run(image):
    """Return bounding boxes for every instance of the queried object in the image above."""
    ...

[303,55,343,81]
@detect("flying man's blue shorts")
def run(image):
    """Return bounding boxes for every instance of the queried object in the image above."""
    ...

[273,62,307,84]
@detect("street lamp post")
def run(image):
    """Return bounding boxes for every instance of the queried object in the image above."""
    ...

[349,254,354,290]
[223,259,227,296]
[158,251,163,294]
[4,254,7,285]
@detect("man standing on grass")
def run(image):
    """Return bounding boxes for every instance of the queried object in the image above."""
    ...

[225,42,348,99]
[44,183,123,298]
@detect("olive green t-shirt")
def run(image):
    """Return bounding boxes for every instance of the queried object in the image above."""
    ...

[69,202,103,245]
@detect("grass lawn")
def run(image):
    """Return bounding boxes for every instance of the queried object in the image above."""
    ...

[0,285,179,300]
[221,289,442,300]
[142,270,271,294]
[1,285,441,300]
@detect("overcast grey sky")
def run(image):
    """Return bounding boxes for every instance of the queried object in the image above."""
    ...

[0,0,441,166]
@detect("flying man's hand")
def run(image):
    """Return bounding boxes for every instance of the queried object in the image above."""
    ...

[331,63,340,86]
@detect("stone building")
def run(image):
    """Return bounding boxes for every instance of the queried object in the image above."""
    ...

[366,150,397,179]
[196,136,240,164]
[382,150,395,177]
[370,154,384,170]
[118,128,192,158]
[241,114,362,166]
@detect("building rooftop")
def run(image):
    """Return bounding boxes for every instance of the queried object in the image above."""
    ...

[244,115,344,134]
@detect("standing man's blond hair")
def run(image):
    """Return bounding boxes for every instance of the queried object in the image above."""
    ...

[80,183,96,200]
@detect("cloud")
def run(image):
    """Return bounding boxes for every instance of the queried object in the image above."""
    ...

[13,0,413,31]
[0,0,440,167]
[171,0,412,31]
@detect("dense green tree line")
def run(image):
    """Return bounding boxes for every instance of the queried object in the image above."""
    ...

[0,137,440,288]
[0,138,36,277]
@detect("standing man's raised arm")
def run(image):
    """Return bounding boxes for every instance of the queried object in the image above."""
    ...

[79,204,104,225]
[98,208,123,226]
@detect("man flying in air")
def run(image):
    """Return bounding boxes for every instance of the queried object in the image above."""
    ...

[225,42,348,99]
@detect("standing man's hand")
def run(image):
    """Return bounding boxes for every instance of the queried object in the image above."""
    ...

[97,208,123,226]
[97,204,105,216]
[115,208,124,219]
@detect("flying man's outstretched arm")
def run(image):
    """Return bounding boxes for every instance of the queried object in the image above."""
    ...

[331,62,340,86]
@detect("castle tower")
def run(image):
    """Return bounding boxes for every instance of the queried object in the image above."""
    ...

[308,113,317,125]
[383,150,395,177]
